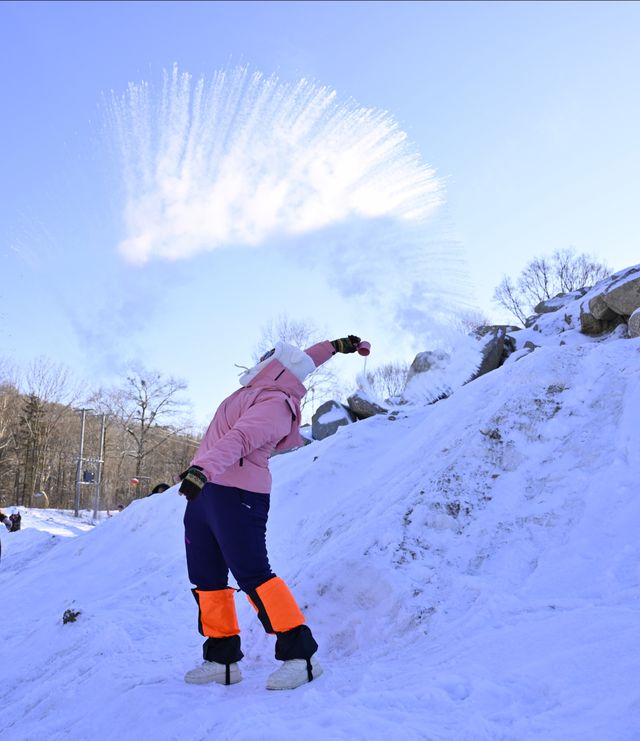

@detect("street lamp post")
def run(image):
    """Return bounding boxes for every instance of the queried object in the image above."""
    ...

[92,413,106,521]
[74,408,89,517]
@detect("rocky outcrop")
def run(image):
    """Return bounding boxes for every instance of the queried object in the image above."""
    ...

[311,400,357,440]
[578,306,625,336]
[601,269,640,315]
[306,265,640,444]
[588,293,618,322]
[402,326,520,399]
[580,267,640,336]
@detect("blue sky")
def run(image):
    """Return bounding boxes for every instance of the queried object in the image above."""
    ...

[2,1,639,425]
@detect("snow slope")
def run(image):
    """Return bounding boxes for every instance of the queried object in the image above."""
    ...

[1,304,639,740]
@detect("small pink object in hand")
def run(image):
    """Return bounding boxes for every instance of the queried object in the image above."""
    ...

[357,341,371,356]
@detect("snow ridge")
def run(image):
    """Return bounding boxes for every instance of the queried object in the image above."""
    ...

[1,322,639,739]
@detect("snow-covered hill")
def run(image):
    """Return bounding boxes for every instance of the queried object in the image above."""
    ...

[1,298,639,740]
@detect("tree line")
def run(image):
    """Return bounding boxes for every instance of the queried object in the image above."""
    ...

[0,358,198,511]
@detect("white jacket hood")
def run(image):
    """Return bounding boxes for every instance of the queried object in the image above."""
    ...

[238,341,316,387]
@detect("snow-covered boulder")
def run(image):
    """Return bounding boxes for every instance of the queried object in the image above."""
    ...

[534,288,587,315]
[311,400,356,440]
[578,266,640,336]
[601,267,640,316]
[405,349,450,383]
[402,350,452,403]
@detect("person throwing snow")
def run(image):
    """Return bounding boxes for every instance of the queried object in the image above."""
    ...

[179,335,362,690]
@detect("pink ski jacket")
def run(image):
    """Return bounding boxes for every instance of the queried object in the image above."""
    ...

[191,341,335,494]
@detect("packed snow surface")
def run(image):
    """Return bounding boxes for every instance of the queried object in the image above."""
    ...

[1,297,640,740]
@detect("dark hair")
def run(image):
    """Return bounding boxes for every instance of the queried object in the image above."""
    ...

[150,483,171,495]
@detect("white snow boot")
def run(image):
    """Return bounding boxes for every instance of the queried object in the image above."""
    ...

[184,660,242,685]
[266,657,323,690]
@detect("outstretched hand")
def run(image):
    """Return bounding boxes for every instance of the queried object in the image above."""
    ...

[331,335,361,354]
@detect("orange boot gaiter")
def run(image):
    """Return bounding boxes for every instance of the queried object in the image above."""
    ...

[192,587,243,665]
[193,587,240,637]
[246,576,305,634]
[247,577,318,661]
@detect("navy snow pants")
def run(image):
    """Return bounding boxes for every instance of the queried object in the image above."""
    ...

[184,482,317,664]
[184,482,274,592]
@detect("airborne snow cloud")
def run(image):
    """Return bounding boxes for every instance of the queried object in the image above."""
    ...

[107,65,443,265]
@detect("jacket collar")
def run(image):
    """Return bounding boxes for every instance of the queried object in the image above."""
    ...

[245,359,307,401]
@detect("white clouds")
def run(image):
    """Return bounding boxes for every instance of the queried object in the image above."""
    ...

[108,65,443,264]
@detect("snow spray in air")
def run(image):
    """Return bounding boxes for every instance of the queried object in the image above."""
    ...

[107,65,478,402]
[106,64,443,265]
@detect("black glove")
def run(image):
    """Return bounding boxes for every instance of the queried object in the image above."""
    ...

[178,465,207,501]
[331,335,361,354]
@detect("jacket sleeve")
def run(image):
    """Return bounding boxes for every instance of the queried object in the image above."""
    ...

[304,341,336,368]
[191,397,294,479]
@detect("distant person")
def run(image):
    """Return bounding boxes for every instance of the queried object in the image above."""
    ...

[148,483,170,496]
[178,335,362,690]
[0,510,9,562]
[0,511,19,561]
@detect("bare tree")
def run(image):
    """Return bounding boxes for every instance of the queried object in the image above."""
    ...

[254,316,321,359]
[494,248,612,325]
[253,314,339,415]
[362,362,410,403]
[0,380,20,507]
[0,360,19,461]
[493,276,528,325]
[456,309,494,333]
[94,366,190,479]
[16,358,80,506]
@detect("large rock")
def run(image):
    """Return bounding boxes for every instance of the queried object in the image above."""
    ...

[468,325,519,381]
[534,288,588,315]
[347,391,388,420]
[405,350,450,387]
[579,303,625,336]
[534,295,565,314]
[588,293,619,321]
[311,400,357,440]
[602,270,640,316]
[402,350,453,403]
[629,308,640,338]
[473,324,520,339]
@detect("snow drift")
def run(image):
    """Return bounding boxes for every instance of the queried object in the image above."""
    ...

[1,291,639,740]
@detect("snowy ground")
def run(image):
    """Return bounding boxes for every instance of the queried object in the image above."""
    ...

[1,293,640,740]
